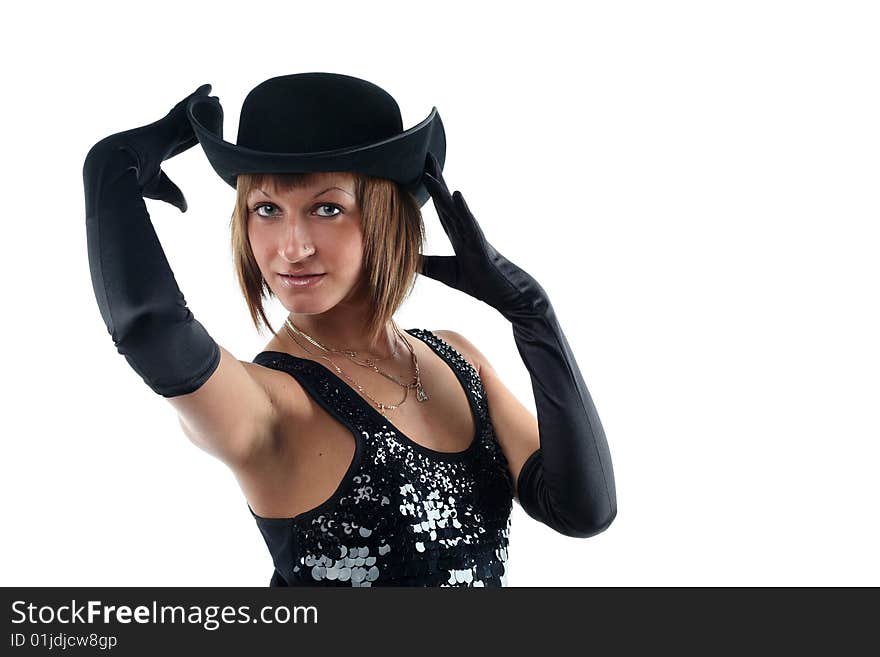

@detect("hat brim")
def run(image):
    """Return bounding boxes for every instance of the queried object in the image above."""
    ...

[186,95,446,208]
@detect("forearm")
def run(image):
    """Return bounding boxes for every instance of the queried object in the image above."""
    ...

[415,153,616,537]
[509,297,617,538]
[83,139,220,397]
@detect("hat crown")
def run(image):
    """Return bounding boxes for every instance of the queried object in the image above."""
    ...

[236,72,404,154]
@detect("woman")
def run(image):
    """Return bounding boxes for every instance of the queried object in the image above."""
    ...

[82,73,617,587]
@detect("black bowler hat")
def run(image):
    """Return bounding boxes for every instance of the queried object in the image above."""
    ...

[186,72,446,207]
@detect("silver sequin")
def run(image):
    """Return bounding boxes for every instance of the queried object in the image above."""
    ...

[250,329,514,587]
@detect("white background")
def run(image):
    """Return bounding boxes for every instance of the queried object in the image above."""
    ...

[1,0,878,586]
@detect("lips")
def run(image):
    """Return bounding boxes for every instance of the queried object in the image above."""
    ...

[278,272,325,289]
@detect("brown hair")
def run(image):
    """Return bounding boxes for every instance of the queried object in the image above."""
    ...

[230,171,426,345]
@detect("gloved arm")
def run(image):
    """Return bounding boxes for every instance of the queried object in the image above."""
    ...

[418,153,616,538]
[82,85,221,397]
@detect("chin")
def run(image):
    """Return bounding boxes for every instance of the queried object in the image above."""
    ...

[278,292,339,315]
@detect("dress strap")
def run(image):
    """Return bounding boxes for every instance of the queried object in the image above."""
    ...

[253,328,489,452]
[251,351,371,436]
[404,328,488,425]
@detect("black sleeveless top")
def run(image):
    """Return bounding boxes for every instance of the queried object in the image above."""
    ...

[247,328,514,587]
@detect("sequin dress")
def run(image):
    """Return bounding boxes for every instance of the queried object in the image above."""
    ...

[247,328,514,587]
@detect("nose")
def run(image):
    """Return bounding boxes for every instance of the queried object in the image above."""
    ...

[278,219,316,263]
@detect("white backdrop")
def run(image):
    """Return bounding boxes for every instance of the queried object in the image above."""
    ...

[2,0,878,586]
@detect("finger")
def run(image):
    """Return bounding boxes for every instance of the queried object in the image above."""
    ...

[452,191,489,244]
[423,150,439,177]
[424,176,467,249]
[144,169,188,212]
[422,169,462,228]
[171,84,213,115]
[423,172,457,217]
[423,155,469,241]
[426,152,453,198]
[164,86,215,150]
[421,159,451,197]
[167,91,212,158]
[422,153,453,203]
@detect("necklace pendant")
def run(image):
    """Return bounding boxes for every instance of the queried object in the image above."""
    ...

[416,385,429,402]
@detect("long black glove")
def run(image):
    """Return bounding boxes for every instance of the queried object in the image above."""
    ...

[419,153,616,538]
[82,85,221,397]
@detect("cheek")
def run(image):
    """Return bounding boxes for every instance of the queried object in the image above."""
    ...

[247,222,272,269]
[338,230,364,270]
[249,219,276,247]
[321,220,363,267]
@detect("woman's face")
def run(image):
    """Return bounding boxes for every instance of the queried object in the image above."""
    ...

[247,172,365,313]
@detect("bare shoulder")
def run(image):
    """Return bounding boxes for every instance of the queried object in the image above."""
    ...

[431,329,494,377]
[237,356,307,420]
[431,329,540,497]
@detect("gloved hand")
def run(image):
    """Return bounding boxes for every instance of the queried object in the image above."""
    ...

[419,153,617,538]
[86,84,212,211]
[418,154,552,321]
[83,85,221,397]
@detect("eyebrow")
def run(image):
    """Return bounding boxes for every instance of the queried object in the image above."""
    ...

[251,186,354,199]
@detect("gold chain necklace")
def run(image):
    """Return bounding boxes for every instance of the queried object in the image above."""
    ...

[284,319,430,415]
[284,318,427,396]
[285,317,413,386]
[284,324,427,415]
[285,317,411,384]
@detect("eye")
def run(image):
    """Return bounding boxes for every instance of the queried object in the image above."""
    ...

[250,202,342,218]
[251,202,278,218]
[315,203,343,218]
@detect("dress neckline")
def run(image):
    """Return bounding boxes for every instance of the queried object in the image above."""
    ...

[254,328,482,461]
